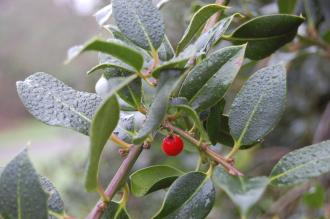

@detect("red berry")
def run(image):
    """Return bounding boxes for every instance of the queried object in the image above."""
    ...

[162,135,184,156]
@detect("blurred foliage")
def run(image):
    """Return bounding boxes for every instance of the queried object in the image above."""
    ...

[1,0,330,218]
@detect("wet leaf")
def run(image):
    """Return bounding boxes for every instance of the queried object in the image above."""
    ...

[213,167,269,214]
[16,72,102,135]
[130,165,183,197]
[0,149,48,219]
[39,176,65,215]
[67,38,144,72]
[112,0,165,50]
[133,70,182,144]
[270,140,330,186]
[229,64,286,146]
[158,36,175,61]
[152,172,215,219]
[176,4,227,54]
[179,45,246,112]
[227,14,304,60]
[85,75,137,191]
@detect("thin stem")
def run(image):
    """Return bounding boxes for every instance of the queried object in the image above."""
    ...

[225,142,240,159]
[120,183,130,205]
[202,0,230,33]
[86,145,143,219]
[195,155,202,171]
[110,134,132,149]
[164,122,243,176]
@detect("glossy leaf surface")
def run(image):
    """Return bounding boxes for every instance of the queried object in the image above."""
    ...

[228,14,304,60]
[0,150,48,219]
[130,165,183,197]
[153,172,215,219]
[17,72,102,135]
[229,64,286,146]
[179,45,246,112]
[270,140,330,186]
[112,0,165,50]
[176,4,226,54]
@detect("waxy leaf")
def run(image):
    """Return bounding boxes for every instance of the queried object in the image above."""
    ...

[229,64,286,146]
[102,201,130,219]
[40,176,65,215]
[158,36,175,61]
[86,75,137,191]
[227,14,304,60]
[153,172,215,219]
[206,100,234,146]
[176,4,227,54]
[133,70,182,144]
[130,165,183,197]
[179,45,246,112]
[17,72,102,135]
[193,13,240,56]
[152,57,189,78]
[213,167,269,214]
[112,0,165,50]
[67,38,144,72]
[270,140,330,186]
[0,150,48,219]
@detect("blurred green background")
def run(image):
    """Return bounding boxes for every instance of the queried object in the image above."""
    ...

[1,0,330,218]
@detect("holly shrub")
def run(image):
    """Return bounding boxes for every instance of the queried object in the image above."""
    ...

[1,0,330,219]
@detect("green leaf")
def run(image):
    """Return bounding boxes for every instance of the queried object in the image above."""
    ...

[179,44,246,112]
[67,38,144,72]
[277,0,297,14]
[16,72,102,135]
[0,149,48,219]
[87,63,135,76]
[39,176,65,215]
[130,165,183,197]
[112,0,165,50]
[152,57,189,78]
[270,140,330,186]
[133,70,182,144]
[85,75,137,191]
[206,100,234,146]
[158,36,175,61]
[193,13,240,56]
[170,104,208,140]
[152,172,215,219]
[213,167,269,214]
[227,14,304,60]
[229,64,286,146]
[176,4,227,54]
[102,201,130,219]
[303,184,325,209]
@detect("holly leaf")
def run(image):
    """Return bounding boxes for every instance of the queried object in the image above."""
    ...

[229,64,286,146]
[102,201,130,219]
[176,4,227,54]
[16,72,102,135]
[112,0,165,50]
[39,176,65,216]
[152,172,215,219]
[213,167,269,214]
[0,149,48,219]
[227,14,304,60]
[130,165,183,197]
[179,44,246,112]
[158,36,175,61]
[270,140,330,186]
[67,38,144,72]
[133,70,182,144]
[85,75,137,192]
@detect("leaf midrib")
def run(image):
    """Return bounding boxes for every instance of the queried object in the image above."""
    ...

[229,29,297,42]
[270,154,330,183]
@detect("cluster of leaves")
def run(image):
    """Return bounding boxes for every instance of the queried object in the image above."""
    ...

[1,0,330,219]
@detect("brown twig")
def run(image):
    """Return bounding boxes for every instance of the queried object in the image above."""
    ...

[86,145,143,219]
[164,122,243,176]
